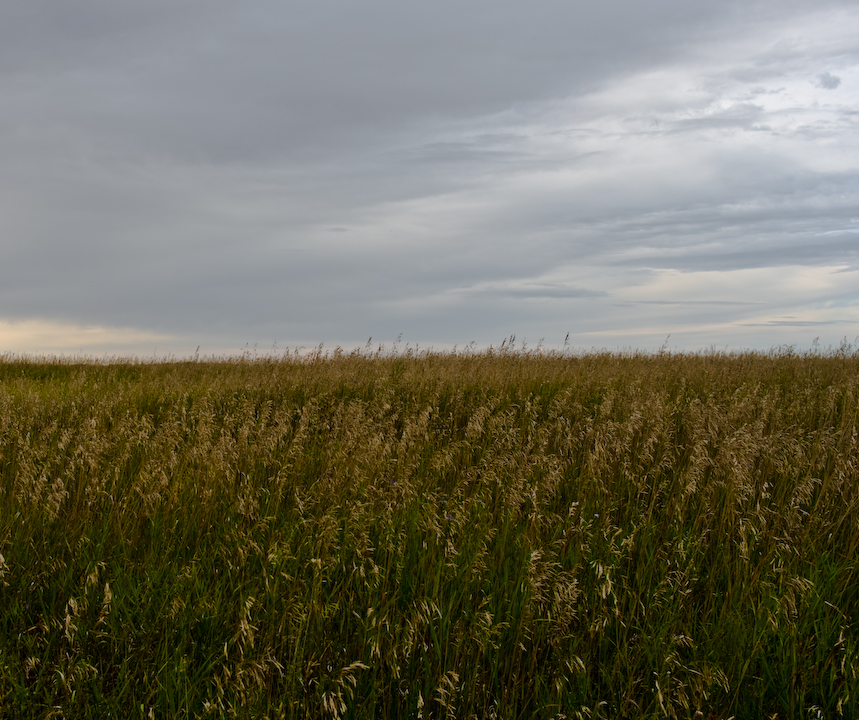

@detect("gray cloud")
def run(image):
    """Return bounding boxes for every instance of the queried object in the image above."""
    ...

[816,72,842,89]
[1,0,858,355]
[453,283,607,301]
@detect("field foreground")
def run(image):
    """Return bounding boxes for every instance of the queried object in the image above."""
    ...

[1,348,858,718]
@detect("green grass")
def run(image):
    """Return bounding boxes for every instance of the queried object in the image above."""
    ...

[1,346,858,718]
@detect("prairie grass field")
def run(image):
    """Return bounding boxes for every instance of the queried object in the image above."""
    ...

[1,345,858,719]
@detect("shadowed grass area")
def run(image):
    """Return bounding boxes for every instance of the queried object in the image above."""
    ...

[1,346,858,718]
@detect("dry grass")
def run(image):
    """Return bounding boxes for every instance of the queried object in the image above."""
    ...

[1,345,858,718]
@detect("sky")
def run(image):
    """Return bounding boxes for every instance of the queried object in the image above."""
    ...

[2,0,858,357]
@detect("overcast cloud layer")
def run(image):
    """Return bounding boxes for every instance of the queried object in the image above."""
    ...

[2,0,858,356]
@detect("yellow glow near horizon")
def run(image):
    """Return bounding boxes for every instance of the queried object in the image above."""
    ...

[0,318,177,358]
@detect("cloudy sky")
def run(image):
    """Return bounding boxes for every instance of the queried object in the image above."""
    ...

[2,0,858,357]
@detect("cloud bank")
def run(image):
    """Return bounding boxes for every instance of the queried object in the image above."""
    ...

[2,0,857,355]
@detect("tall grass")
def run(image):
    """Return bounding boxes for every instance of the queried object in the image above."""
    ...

[1,346,858,718]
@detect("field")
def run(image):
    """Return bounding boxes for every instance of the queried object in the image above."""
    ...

[1,346,858,718]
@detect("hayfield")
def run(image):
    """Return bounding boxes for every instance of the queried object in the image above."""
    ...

[1,346,857,718]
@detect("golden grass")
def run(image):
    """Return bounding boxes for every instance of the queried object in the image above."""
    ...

[0,346,857,718]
